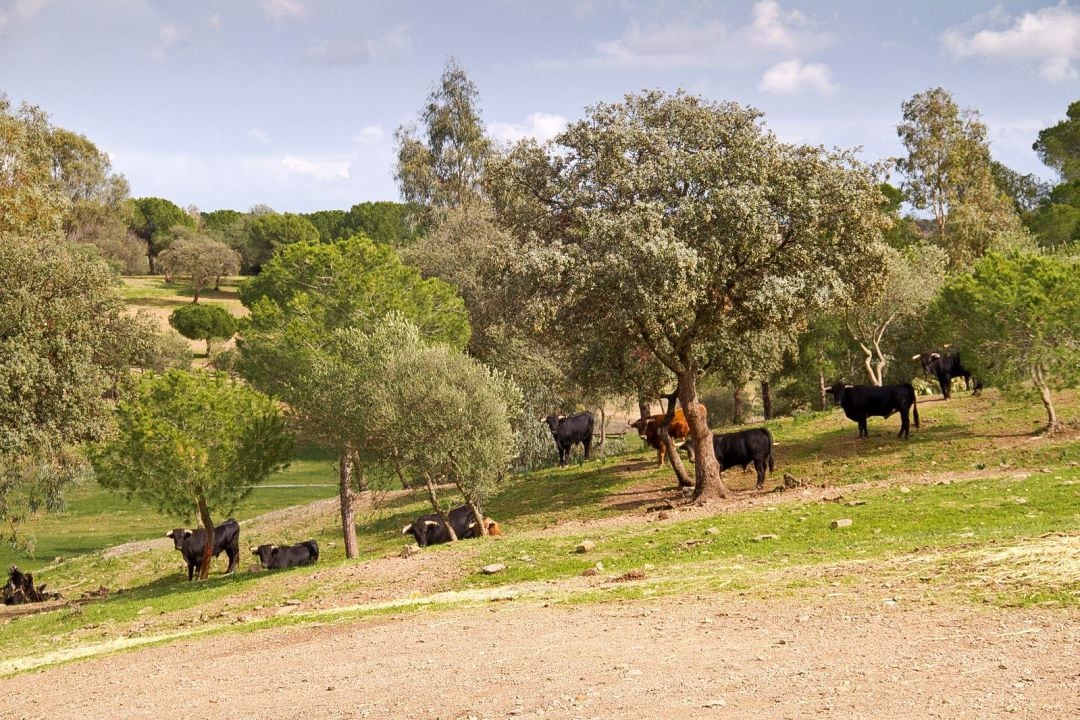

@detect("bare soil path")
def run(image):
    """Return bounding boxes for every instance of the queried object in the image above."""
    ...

[3,583,1078,720]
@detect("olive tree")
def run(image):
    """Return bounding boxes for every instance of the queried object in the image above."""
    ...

[157,230,240,301]
[934,251,1080,434]
[487,90,888,501]
[91,369,292,578]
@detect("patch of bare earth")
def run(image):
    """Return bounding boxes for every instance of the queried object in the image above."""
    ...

[1,586,1078,719]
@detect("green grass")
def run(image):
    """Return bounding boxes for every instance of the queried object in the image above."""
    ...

[2,348,1078,675]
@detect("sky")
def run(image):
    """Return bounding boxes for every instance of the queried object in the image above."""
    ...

[2,0,1078,213]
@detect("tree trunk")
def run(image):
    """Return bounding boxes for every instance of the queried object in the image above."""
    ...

[338,450,359,559]
[196,493,214,580]
[192,288,200,303]
[732,384,746,425]
[1033,364,1062,435]
[860,342,882,386]
[148,251,156,275]
[205,338,212,357]
[352,451,368,492]
[455,483,488,537]
[638,399,652,419]
[675,374,728,502]
[424,474,457,541]
[659,424,693,487]
[761,379,773,421]
[818,371,828,411]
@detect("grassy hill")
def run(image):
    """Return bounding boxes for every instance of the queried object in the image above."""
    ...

[1,382,1077,675]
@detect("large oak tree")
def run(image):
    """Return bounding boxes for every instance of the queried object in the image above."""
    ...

[487,90,888,501]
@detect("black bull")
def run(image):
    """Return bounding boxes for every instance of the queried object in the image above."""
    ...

[166,518,240,581]
[544,412,594,466]
[829,383,920,439]
[402,504,502,547]
[251,540,319,570]
[711,428,775,489]
[913,351,982,399]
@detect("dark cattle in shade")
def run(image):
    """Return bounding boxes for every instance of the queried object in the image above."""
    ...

[629,404,707,467]
[711,428,775,490]
[166,518,241,581]
[401,504,502,548]
[251,540,319,570]
[544,412,594,466]
[913,350,982,399]
[829,383,920,439]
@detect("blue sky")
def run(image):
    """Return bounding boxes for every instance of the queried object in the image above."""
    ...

[2,0,1078,213]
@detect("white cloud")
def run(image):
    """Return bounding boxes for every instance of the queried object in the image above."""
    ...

[351,125,386,144]
[0,0,50,37]
[540,0,831,71]
[280,155,350,181]
[209,14,222,31]
[151,24,181,62]
[759,59,837,95]
[263,0,306,24]
[248,128,270,145]
[306,23,411,65]
[943,3,1080,82]
[487,113,569,146]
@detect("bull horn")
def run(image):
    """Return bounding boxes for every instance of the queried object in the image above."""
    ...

[931,352,940,359]
[942,343,952,348]
[249,546,256,553]
[467,521,477,529]
[182,530,193,538]
[911,354,921,361]
[844,384,853,389]
[165,531,172,538]
[400,524,412,535]
[423,520,439,527]
[558,415,566,420]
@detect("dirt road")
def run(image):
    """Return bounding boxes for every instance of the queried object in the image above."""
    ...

[4,588,1078,720]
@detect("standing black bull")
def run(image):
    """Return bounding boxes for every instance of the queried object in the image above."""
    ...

[401,504,502,548]
[544,412,594,466]
[829,383,920,439]
[166,518,240,581]
[251,540,319,570]
[712,428,775,490]
[913,350,982,399]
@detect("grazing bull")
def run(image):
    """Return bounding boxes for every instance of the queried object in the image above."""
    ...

[544,412,594,466]
[829,383,920,439]
[401,504,502,548]
[629,404,708,467]
[166,518,241,581]
[913,350,982,399]
[251,540,319,570]
[711,428,775,490]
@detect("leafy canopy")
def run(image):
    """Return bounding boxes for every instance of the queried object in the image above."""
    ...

[91,369,293,521]
[169,304,237,355]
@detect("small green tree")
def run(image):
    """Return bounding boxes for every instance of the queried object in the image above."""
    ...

[169,303,237,356]
[935,252,1080,434]
[91,369,292,579]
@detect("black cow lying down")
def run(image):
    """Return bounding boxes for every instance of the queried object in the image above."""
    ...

[829,383,919,439]
[712,428,775,490]
[166,518,240,581]
[251,540,319,570]
[402,504,502,548]
[544,412,594,466]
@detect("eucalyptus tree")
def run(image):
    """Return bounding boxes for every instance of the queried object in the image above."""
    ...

[1,95,68,236]
[487,90,888,501]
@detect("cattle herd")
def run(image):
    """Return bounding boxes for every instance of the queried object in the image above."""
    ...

[138,349,983,583]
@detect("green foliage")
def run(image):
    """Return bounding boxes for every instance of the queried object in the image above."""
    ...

[91,369,293,523]
[127,197,195,274]
[1033,100,1080,182]
[935,251,1080,431]
[300,209,347,242]
[156,229,240,301]
[0,94,69,236]
[245,212,320,272]
[897,87,1030,269]
[395,58,492,215]
[345,201,418,247]
[168,304,237,355]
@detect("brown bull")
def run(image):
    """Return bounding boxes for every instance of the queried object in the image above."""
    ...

[628,404,708,467]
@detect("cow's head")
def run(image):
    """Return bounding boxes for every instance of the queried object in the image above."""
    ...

[628,417,652,437]
[165,528,192,550]
[485,518,502,537]
[251,544,278,568]
[912,352,941,375]
[544,415,563,433]
[827,383,852,404]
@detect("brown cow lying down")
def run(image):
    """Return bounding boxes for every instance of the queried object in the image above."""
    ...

[628,404,708,467]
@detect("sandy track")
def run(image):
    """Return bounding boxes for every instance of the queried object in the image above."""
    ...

[3,588,1078,720]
